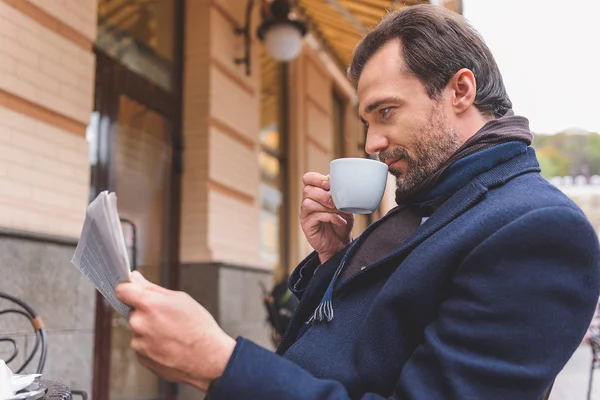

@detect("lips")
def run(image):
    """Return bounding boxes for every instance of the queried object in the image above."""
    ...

[388,159,403,170]
[383,157,403,170]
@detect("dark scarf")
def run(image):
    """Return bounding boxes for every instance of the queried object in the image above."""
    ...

[309,111,534,324]
[397,110,533,206]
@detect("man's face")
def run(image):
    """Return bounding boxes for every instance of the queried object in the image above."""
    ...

[357,40,463,201]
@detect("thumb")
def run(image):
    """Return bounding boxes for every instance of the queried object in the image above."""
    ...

[115,280,146,308]
[130,271,170,294]
[130,270,149,285]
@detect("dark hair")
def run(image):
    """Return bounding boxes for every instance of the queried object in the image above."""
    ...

[348,4,511,118]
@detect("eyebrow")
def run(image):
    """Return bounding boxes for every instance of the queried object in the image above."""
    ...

[361,96,403,115]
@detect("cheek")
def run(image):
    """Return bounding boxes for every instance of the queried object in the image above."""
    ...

[387,112,420,145]
[386,118,421,160]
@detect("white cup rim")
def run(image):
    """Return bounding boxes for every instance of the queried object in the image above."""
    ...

[330,157,386,167]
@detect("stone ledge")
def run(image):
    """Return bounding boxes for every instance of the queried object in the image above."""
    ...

[0,227,78,247]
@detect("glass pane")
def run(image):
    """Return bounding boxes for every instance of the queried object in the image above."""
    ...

[259,49,284,270]
[260,123,280,154]
[109,95,172,400]
[260,49,281,154]
[259,151,281,185]
[97,0,175,91]
[259,184,282,267]
[86,111,101,201]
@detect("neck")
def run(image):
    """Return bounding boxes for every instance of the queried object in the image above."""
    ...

[452,108,494,144]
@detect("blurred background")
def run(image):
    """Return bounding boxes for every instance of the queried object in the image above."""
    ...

[0,0,598,399]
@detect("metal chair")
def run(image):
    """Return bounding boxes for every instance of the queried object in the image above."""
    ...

[0,292,47,374]
[260,281,298,349]
[588,326,600,400]
[71,389,88,399]
[0,292,87,399]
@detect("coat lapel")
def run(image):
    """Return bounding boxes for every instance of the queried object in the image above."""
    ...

[335,179,489,294]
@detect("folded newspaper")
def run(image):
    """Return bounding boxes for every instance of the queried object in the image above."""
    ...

[71,191,132,317]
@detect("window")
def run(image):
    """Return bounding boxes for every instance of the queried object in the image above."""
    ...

[259,49,289,279]
[97,0,176,91]
[332,89,346,159]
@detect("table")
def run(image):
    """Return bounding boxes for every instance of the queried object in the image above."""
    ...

[37,380,71,400]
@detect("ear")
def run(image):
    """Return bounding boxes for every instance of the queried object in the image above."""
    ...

[448,68,477,115]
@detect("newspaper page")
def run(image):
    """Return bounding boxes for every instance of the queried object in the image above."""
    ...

[71,191,132,317]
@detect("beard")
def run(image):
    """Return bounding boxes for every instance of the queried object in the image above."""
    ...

[378,102,462,202]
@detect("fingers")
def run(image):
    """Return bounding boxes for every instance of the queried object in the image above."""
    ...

[304,210,348,228]
[302,185,335,210]
[300,198,342,219]
[338,211,354,221]
[131,335,146,356]
[302,172,330,190]
[128,309,146,336]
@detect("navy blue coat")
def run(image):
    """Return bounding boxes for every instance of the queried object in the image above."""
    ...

[208,148,600,399]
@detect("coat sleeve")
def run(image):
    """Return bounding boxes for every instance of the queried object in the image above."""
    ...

[207,206,600,400]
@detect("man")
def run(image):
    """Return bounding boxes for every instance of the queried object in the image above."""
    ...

[116,5,600,399]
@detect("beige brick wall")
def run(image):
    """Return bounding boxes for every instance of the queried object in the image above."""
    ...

[306,60,333,115]
[180,0,212,263]
[210,65,259,142]
[0,1,95,125]
[208,191,263,267]
[27,0,97,40]
[306,99,333,154]
[0,106,89,237]
[306,142,331,178]
[0,0,96,238]
[181,0,264,267]
[215,0,247,24]
[210,5,258,93]
[208,127,259,199]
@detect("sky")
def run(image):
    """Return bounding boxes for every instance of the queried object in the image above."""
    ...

[462,0,600,134]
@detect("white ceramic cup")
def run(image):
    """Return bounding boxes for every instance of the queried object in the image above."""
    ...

[0,359,15,398]
[329,157,389,214]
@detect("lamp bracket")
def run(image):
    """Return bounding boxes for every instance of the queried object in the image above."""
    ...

[233,0,255,75]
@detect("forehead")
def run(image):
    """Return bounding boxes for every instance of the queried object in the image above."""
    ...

[357,40,424,110]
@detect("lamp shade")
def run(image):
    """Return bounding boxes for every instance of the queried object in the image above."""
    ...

[263,23,304,61]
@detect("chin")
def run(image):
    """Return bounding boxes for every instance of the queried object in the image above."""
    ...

[389,168,404,179]
[394,177,406,191]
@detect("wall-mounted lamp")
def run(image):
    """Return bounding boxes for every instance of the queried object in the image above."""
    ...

[235,0,307,75]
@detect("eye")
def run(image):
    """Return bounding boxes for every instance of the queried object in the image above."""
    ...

[379,107,392,119]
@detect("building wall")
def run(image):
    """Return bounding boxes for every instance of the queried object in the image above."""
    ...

[286,38,383,269]
[180,0,264,268]
[0,0,96,394]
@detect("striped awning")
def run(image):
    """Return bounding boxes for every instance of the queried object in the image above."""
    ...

[297,0,463,71]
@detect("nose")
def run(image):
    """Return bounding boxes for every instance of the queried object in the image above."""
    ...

[364,128,389,156]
